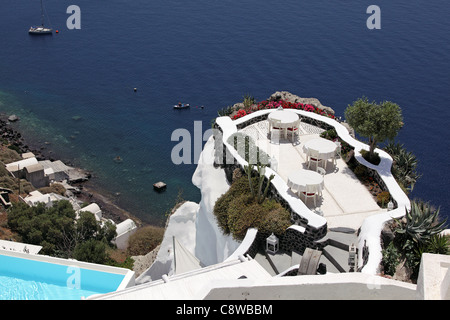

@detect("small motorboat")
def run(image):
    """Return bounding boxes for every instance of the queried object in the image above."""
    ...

[174,103,190,109]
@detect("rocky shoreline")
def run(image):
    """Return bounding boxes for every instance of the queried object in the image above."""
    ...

[0,113,139,226]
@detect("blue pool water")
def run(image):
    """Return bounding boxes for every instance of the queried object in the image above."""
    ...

[0,254,125,300]
[0,0,448,224]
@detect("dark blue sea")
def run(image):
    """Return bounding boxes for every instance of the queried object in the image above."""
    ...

[0,0,449,225]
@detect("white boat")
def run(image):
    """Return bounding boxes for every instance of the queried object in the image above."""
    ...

[29,26,52,34]
[29,0,52,35]
[174,103,190,109]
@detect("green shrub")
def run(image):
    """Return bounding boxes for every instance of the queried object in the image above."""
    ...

[0,146,21,164]
[360,149,381,165]
[7,200,116,260]
[382,242,400,276]
[73,239,108,264]
[376,191,390,207]
[258,202,292,237]
[214,176,255,235]
[353,164,368,178]
[127,225,165,256]
[214,176,291,241]
[227,195,263,240]
[425,234,449,255]
[320,128,338,141]
[392,200,448,280]
[38,183,66,196]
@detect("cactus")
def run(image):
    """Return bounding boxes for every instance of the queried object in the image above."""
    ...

[243,164,255,197]
[259,173,275,204]
[396,201,447,245]
[244,163,275,203]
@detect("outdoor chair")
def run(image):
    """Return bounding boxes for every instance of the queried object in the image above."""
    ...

[333,141,342,165]
[316,167,325,197]
[270,119,282,144]
[300,184,318,207]
[307,149,324,170]
[287,119,301,144]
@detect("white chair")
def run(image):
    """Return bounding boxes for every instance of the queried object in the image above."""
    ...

[333,141,342,165]
[307,149,323,170]
[316,167,325,197]
[270,119,282,144]
[300,184,317,207]
[289,182,300,195]
[317,166,326,176]
[287,119,301,144]
[334,141,342,156]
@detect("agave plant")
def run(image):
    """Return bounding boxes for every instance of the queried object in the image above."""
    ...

[243,93,256,110]
[396,201,447,245]
[385,142,421,192]
[217,105,235,117]
[426,234,450,255]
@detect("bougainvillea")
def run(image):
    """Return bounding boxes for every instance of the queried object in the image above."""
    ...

[232,109,247,120]
[231,99,335,120]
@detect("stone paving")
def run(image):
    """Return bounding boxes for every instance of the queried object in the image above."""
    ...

[241,120,386,230]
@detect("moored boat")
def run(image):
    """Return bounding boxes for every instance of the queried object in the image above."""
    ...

[29,26,52,34]
[29,0,53,35]
[174,103,190,109]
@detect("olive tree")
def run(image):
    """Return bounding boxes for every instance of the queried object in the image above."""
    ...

[345,97,403,159]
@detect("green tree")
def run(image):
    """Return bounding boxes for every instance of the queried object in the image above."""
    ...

[76,211,100,242]
[7,200,117,261]
[345,97,403,159]
[8,201,76,255]
[73,239,108,264]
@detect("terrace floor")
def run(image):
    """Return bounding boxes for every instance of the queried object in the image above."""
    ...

[240,119,386,275]
[240,120,387,230]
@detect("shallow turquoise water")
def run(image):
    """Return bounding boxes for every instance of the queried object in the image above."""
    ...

[0,254,125,300]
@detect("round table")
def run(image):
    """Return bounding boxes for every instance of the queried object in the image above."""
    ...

[268,110,299,128]
[268,110,299,138]
[303,138,337,162]
[287,169,324,194]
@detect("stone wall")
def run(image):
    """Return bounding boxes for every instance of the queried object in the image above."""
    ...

[269,91,335,115]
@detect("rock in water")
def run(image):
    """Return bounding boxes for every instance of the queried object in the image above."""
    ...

[8,114,19,122]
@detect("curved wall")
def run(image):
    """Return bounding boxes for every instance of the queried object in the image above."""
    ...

[216,108,410,274]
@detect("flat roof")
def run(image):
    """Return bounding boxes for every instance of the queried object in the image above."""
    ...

[91,258,271,300]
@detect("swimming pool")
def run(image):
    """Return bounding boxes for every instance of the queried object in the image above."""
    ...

[0,251,135,300]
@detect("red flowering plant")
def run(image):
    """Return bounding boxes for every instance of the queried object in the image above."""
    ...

[232,109,247,120]
[231,99,335,120]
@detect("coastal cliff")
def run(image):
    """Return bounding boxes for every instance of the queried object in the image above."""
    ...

[136,136,240,283]
[136,91,337,283]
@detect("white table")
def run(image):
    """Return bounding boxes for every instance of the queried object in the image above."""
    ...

[302,138,337,168]
[287,169,324,194]
[268,110,299,138]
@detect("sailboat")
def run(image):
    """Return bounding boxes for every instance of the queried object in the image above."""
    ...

[29,0,52,34]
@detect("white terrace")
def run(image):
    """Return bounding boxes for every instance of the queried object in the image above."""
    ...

[240,119,385,230]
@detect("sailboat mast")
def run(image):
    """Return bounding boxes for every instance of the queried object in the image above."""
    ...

[40,0,44,26]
